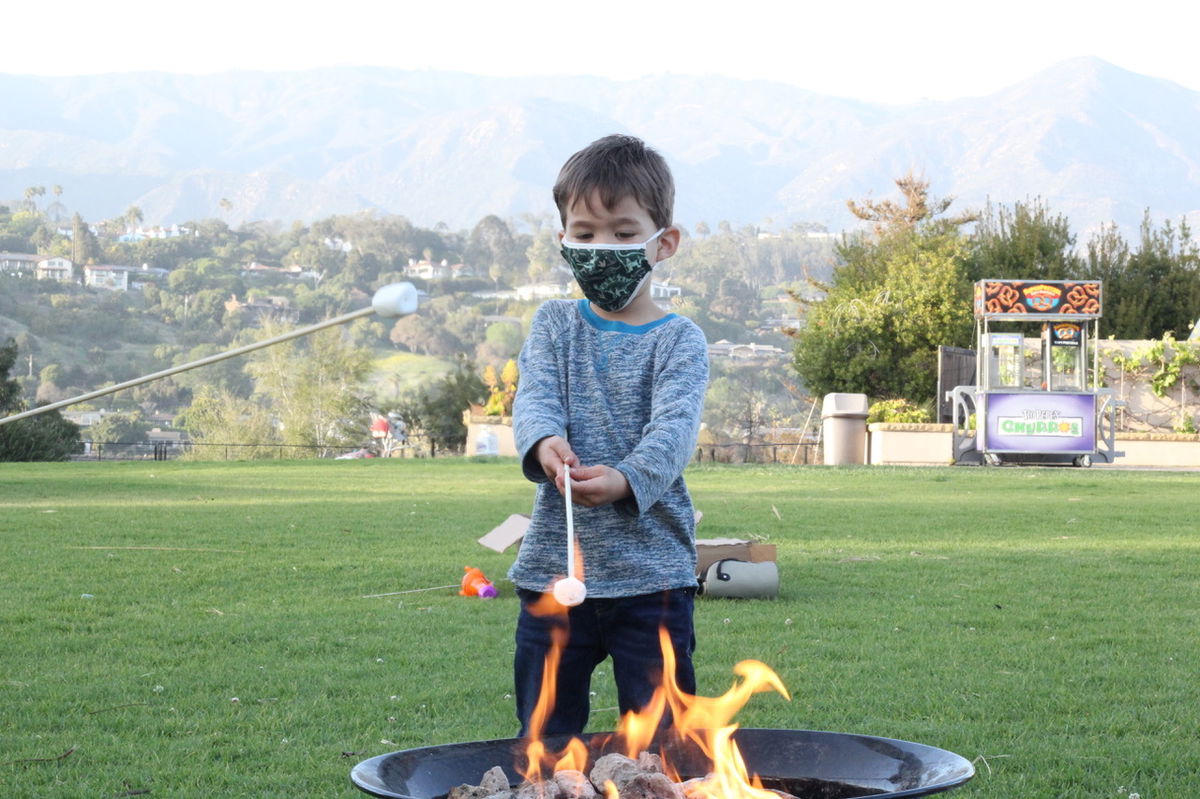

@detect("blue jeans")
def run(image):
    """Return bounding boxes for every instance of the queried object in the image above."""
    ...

[514,587,696,737]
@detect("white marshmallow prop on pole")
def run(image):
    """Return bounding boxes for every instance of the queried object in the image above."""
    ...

[371,282,420,317]
[552,464,587,607]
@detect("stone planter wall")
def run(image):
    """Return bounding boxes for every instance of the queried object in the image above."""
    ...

[867,423,955,466]
[1110,432,1200,467]
[462,413,518,457]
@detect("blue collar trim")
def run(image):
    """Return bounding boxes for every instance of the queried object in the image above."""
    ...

[578,299,675,334]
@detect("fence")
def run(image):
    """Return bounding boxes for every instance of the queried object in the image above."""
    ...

[692,441,820,465]
[937,345,976,423]
[76,440,822,464]
[74,441,423,461]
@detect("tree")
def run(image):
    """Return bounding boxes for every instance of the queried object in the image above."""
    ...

[0,338,80,461]
[482,358,519,416]
[23,186,45,213]
[177,385,277,459]
[466,215,523,287]
[704,370,772,446]
[124,205,144,231]
[1087,213,1200,339]
[792,226,974,402]
[45,185,68,224]
[847,171,978,234]
[245,323,373,456]
[526,229,561,282]
[791,176,978,402]
[389,357,485,455]
[88,411,151,450]
[965,198,1082,282]
[482,320,523,359]
[389,314,463,356]
[71,213,100,265]
[710,277,757,320]
[169,342,254,398]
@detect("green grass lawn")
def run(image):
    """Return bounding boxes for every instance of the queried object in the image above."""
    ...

[2,461,1196,798]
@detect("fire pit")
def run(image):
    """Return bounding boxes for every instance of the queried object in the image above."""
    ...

[350,728,974,799]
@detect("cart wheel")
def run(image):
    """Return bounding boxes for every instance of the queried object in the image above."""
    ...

[1074,455,1093,468]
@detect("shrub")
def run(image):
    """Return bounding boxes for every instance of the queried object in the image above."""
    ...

[867,398,933,424]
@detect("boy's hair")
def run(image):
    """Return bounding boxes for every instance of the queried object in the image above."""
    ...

[553,134,674,229]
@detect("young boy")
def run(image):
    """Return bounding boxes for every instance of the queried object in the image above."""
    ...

[509,134,709,737]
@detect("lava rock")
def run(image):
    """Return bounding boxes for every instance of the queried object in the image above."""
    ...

[590,754,641,792]
[618,772,681,799]
[481,767,512,795]
[516,779,562,799]
[553,769,597,799]
[450,784,495,799]
[636,752,664,775]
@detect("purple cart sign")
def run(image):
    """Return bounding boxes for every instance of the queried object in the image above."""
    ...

[984,392,1096,453]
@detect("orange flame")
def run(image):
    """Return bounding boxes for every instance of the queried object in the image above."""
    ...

[519,623,571,782]
[521,625,791,799]
[554,737,589,773]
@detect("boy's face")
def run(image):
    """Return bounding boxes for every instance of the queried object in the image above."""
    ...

[558,190,681,317]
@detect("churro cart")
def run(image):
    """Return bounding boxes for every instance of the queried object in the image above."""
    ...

[949,279,1123,466]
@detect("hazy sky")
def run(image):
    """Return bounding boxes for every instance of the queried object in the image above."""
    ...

[5,0,1199,103]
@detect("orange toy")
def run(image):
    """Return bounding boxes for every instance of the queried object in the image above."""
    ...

[460,566,498,598]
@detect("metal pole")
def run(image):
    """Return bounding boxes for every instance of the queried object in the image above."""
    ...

[0,306,372,426]
[0,282,418,427]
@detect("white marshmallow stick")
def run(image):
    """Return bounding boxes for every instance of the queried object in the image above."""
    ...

[564,464,575,579]
[552,464,587,607]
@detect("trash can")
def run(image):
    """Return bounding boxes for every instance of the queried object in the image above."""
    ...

[821,393,869,465]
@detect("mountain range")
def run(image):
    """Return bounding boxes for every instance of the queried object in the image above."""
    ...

[2,57,1197,238]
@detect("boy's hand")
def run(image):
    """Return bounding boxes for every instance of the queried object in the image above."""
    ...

[535,436,579,487]
[564,464,631,507]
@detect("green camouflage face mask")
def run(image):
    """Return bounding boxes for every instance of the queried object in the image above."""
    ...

[561,229,664,312]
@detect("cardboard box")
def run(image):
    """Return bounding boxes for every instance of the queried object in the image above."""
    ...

[695,538,777,576]
[478,514,530,552]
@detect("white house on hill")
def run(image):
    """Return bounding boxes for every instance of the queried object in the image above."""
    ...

[35,257,74,282]
[0,252,41,276]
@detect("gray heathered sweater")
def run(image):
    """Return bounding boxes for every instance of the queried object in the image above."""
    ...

[509,299,709,597]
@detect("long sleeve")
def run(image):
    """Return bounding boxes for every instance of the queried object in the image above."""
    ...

[614,323,708,517]
[513,303,568,483]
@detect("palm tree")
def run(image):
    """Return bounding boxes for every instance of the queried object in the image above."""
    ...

[23,186,45,213]
[45,185,68,224]
[124,205,144,232]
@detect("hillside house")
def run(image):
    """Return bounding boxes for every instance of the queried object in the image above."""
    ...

[35,257,75,283]
[650,280,682,300]
[404,259,451,280]
[403,259,474,280]
[84,265,130,291]
[649,279,682,312]
[223,295,300,325]
[708,340,787,363]
[83,264,170,291]
[241,262,324,284]
[0,252,41,277]
[515,281,571,300]
[117,224,189,243]
[129,265,170,288]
